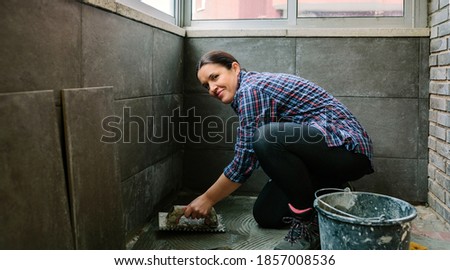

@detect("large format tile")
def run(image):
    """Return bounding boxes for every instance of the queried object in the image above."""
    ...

[122,167,151,235]
[82,4,153,100]
[185,38,296,93]
[152,94,183,161]
[352,157,425,203]
[122,153,182,235]
[419,98,430,159]
[62,86,124,249]
[153,30,184,95]
[115,94,182,181]
[419,38,430,99]
[0,90,73,249]
[296,38,420,98]
[0,0,81,99]
[115,97,154,181]
[339,97,419,159]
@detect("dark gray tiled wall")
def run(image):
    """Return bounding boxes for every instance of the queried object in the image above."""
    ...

[184,37,430,203]
[81,5,184,236]
[0,0,81,249]
[1,0,184,248]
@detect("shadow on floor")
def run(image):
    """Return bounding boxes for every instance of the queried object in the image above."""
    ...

[130,194,450,250]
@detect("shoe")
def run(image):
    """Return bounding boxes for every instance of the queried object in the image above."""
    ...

[273,210,320,250]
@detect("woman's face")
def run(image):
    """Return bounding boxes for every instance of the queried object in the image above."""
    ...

[197,62,240,104]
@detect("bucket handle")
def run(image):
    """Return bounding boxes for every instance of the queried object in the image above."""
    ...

[315,188,387,223]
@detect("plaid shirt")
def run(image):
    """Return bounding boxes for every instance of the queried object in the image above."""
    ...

[224,70,374,183]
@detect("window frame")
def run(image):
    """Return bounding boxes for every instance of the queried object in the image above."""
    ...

[184,0,427,29]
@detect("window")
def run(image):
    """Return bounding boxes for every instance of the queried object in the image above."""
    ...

[185,0,427,29]
[117,0,177,24]
[297,0,403,18]
[113,1,426,30]
[192,0,288,20]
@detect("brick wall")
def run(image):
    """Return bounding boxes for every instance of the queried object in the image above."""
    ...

[428,0,450,224]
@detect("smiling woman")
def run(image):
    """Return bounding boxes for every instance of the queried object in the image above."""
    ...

[196,51,241,104]
[185,50,374,250]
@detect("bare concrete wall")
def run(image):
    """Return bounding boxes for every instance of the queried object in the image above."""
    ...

[183,37,430,203]
[0,0,184,248]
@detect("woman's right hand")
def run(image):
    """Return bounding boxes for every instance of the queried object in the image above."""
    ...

[183,173,241,219]
[184,194,214,219]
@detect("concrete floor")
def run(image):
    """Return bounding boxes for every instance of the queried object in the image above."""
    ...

[129,194,450,250]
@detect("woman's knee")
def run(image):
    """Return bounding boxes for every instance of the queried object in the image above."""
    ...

[253,204,286,229]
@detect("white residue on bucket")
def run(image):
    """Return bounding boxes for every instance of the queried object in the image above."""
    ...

[401,223,411,241]
[378,236,393,244]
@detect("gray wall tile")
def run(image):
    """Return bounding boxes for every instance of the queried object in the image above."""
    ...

[153,31,184,95]
[115,94,183,179]
[152,94,183,161]
[352,158,425,203]
[419,98,430,159]
[82,5,153,100]
[420,38,431,99]
[115,97,154,181]
[62,86,124,249]
[0,0,81,101]
[122,167,151,234]
[296,38,420,98]
[122,152,183,235]
[339,97,419,159]
[0,91,73,249]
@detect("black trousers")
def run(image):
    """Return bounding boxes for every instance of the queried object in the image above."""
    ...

[252,123,373,228]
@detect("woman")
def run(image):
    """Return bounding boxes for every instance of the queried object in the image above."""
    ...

[184,50,374,250]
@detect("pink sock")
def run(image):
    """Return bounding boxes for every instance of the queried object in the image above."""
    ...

[288,203,312,215]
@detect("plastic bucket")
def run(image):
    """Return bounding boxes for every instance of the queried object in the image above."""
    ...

[313,189,417,250]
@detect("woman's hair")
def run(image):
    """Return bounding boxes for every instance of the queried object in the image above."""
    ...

[196,50,240,72]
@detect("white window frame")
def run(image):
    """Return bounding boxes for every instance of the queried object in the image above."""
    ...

[116,0,181,25]
[184,0,427,29]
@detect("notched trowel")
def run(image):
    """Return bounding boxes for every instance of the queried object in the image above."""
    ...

[158,205,226,232]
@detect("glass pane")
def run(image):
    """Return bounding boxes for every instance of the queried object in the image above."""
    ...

[192,0,288,20]
[141,0,174,16]
[298,0,403,18]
